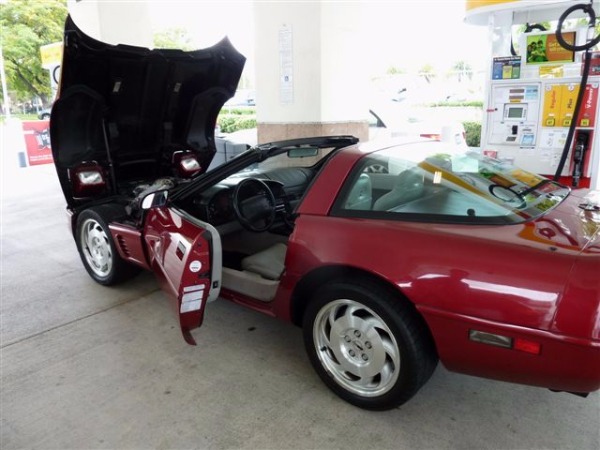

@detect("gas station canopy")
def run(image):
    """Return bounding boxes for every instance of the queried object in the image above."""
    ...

[465,0,597,26]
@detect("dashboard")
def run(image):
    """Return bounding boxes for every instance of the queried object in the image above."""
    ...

[191,167,314,226]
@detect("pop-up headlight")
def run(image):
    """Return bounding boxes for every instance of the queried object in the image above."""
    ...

[70,162,106,198]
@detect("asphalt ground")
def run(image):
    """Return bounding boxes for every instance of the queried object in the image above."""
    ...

[1,128,599,449]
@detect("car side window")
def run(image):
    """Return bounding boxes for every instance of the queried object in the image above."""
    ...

[332,150,526,225]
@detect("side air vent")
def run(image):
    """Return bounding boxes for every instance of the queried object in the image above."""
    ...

[116,235,131,257]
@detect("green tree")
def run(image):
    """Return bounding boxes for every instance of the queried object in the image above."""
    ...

[451,60,472,82]
[386,65,406,75]
[418,64,436,83]
[0,0,68,105]
[153,27,195,50]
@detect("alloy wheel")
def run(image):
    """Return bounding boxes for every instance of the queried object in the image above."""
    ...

[313,299,400,397]
[80,218,113,278]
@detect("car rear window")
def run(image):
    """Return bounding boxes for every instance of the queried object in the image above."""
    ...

[332,144,570,225]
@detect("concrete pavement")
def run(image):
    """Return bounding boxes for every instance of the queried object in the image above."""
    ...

[1,135,599,449]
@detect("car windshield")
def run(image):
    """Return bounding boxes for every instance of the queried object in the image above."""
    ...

[228,146,337,179]
[342,144,570,224]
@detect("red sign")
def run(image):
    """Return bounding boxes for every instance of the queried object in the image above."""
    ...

[577,83,599,128]
[22,121,53,166]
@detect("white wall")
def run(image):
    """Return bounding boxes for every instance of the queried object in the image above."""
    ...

[254,1,368,124]
[67,0,152,47]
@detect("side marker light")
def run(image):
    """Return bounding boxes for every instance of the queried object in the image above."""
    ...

[469,330,541,355]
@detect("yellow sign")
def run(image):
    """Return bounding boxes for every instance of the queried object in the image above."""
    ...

[465,1,573,25]
[539,65,564,79]
[465,0,517,11]
[542,84,562,127]
[559,84,579,127]
[40,42,63,68]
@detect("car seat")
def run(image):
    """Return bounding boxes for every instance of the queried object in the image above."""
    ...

[241,243,287,280]
[373,168,425,211]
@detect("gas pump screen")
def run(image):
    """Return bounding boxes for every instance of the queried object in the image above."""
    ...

[504,104,526,120]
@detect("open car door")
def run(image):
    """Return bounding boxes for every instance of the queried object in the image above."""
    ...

[144,203,222,345]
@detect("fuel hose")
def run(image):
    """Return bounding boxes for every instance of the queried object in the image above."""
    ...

[553,2,599,183]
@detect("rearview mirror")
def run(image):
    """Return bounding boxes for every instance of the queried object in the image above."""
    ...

[288,147,319,158]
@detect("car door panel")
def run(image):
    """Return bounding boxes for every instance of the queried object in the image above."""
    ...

[144,206,222,345]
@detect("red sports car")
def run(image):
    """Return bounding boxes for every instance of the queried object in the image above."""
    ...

[51,17,600,410]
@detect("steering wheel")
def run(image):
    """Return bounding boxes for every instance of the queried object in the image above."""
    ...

[489,184,527,209]
[233,178,277,232]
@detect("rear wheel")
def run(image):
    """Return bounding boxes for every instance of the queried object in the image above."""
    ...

[75,206,140,286]
[303,280,437,410]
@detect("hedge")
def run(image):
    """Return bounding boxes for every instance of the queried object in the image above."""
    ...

[216,109,482,147]
[429,101,484,108]
[217,113,257,133]
[462,121,481,147]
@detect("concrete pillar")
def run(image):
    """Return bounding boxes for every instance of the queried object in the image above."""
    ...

[67,0,152,47]
[254,1,369,143]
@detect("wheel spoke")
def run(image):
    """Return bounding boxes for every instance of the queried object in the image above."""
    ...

[85,226,95,251]
[382,337,400,365]
[379,359,395,387]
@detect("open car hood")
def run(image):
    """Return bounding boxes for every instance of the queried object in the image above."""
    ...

[51,15,245,207]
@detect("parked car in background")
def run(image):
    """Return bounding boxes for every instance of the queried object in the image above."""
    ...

[368,103,467,147]
[38,107,52,120]
[51,15,600,411]
[223,89,255,107]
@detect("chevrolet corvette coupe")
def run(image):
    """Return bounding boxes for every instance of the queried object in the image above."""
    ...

[51,17,600,410]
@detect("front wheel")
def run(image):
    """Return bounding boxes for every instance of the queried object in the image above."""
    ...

[75,206,140,286]
[303,280,437,410]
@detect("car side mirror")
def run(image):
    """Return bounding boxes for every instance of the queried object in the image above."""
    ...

[141,190,168,210]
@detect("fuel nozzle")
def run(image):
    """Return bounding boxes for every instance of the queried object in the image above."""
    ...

[572,131,590,187]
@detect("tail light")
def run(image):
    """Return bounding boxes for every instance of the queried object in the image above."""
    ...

[172,151,202,177]
[70,162,106,198]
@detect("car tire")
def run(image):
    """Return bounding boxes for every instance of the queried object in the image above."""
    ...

[75,205,140,286]
[303,280,438,410]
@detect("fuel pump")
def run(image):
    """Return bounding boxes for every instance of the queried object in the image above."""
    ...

[552,2,600,187]
[466,0,600,190]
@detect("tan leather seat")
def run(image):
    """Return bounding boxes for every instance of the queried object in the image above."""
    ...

[373,169,424,211]
[241,243,287,280]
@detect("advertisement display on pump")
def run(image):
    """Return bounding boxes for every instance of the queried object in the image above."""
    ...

[467,0,600,190]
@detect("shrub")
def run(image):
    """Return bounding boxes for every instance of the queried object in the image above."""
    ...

[217,113,257,133]
[429,101,484,108]
[219,107,255,115]
[462,121,481,147]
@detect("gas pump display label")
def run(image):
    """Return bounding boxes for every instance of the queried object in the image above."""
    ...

[559,84,579,127]
[577,84,599,128]
[524,86,539,100]
[542,84,562,127]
